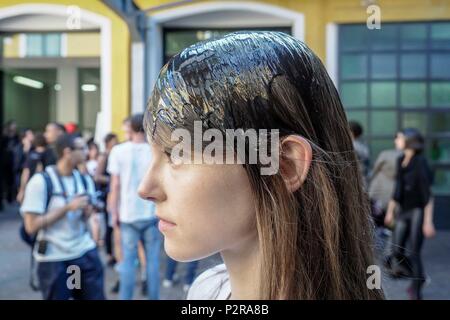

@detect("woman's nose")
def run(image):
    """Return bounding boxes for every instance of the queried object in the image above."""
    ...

[138,162,164,202]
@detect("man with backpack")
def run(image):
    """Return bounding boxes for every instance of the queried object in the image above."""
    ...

[20,134,105,300]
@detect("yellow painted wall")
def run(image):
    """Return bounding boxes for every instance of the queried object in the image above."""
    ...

[3,32,101,58]
[2,34,20,57]
[0,0,130,141]
[138,0,450,62]
[66,32,101,57]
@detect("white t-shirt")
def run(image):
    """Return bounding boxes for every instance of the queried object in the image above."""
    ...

[107,141,155,223]
[187,264,231,300]
[20,166,96,262]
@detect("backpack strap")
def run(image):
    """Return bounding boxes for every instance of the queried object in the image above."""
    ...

[79,172,88,191]
[40,170,53,212]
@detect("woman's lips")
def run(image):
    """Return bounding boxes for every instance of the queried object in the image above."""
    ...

[158,217,176,232]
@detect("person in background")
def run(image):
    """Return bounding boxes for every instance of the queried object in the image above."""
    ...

[73,137,102,247]
[162,256,199,293]
[43,122,66,163]
[107,114,160,300]
[65,122,81,138]
[349,121,370,185]
[95,133,118,269]
[17,133,54,204]
[20,134,104,300]
[122,117,132,141]
[13,129,35,201]
[107,117,149,295]
[86,139,99,178]
[2,120,20,204]
[384,128,435,300]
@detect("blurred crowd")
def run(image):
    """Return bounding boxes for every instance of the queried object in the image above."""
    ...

[349,121,436,300]
[0,118,438,300]
[1,117,198,300]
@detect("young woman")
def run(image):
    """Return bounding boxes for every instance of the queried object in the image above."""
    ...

[139,31,384,300]
[384,128,435,300]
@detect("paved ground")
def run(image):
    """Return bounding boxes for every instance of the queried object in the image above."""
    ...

[0,202,449,300]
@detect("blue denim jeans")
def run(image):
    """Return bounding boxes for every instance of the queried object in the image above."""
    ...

[165,256,199,285]
[37,248,105,300]
[118,219,161,300]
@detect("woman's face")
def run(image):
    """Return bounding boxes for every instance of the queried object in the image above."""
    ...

[394,132,406,151]
[88,145,99,160]
[138,142,258,262]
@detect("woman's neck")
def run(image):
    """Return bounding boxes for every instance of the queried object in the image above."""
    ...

[221,232,260,300]
[402,149,415,167]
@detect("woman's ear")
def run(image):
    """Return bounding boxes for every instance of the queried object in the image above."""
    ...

[279,135,312,193]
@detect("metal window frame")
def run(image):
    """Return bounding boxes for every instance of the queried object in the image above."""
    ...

[338,21,450,193]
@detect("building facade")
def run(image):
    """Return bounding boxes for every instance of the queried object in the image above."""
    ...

[1,0,449,226]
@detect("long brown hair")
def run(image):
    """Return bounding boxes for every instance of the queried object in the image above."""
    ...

[145,31,384,299]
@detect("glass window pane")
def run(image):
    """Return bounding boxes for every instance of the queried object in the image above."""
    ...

[400,82,427,108]
[370,25,397,50]
[431,54,450,79]
[340,82,367,108]
[402,112,427,134]
[346,111,368,130]
[370,139,394,163]
[400,54,426,79]
[430,113,450,134]
[26,34,43,56]
[400,24,427,49]
[340,54,367,79]
[371,54,396,79]
[431,22,450,49]
[431,82,450,107]
[429,139,450,164]
[371,82,397,107]
[370,111,398,135]
[340,25,368,51]
[45,34,60,56]
[432,169,450,195]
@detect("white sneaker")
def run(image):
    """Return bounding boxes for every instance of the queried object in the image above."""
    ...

[162,279,173,288]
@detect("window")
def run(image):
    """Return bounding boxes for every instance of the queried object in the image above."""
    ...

[26,33,61,57]
[339,22,450,194]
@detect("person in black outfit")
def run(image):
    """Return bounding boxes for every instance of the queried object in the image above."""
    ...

[13,129,34,195]
[94,133,118,266]
[2,120,20,204]
[384,128,435,300]
[16,133,54,204]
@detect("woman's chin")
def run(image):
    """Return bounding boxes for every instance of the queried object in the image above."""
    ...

[164,240,214,263]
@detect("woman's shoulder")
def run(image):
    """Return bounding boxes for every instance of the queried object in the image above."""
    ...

[187,264,231,300]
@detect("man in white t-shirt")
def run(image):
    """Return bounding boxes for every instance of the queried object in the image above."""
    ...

[107,113,160,300]
[20,134,105,300]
